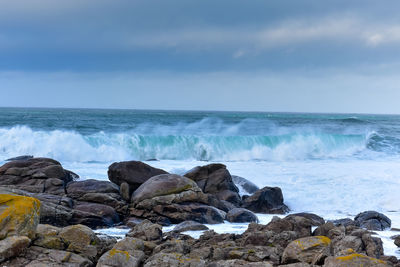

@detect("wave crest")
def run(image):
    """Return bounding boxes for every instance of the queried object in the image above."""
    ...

[0,125,386,162]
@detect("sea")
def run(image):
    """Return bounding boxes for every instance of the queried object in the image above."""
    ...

[0,107,399,257]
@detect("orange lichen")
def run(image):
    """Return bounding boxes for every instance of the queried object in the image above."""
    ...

[0,194,41,238]
[315,236,331,245]
[293,236,331,250]
[336,253,386,264]
[108,249,130,261]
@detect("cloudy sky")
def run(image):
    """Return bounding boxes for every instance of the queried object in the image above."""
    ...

[1,0,400,113]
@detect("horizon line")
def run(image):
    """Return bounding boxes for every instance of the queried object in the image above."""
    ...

[0,105,399,116]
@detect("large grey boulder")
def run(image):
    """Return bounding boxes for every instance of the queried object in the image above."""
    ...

[354,211,391,231]
[241,186,289,214]
[231,175,259,194]
[108,161,167,195]
[184,164,241,205]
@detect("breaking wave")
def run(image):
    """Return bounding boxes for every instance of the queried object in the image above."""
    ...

[0,124,396,162]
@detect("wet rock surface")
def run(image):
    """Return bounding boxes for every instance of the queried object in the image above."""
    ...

[354,211,391,231]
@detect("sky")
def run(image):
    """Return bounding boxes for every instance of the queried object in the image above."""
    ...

[1,0,400,113]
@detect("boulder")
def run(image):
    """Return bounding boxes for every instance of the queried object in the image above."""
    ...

[66,179,119,199]
[0,158,74,194]
[144,252,206,267]
[362,233,384,259]
[0,236,30,263]
[332,236,363,256]
[96,234,118,256]
[394,235,400,247]
[72,202,120,227]
[354,211,391,231]
[324,253,390,267]
[108,161,167,194]
[330,218,355,227]
[1,187,121,228]
[33,224,65,250]
[59,224,100,261]
[2,245,92,266]
[282,236,332,265]
[184,164,241,205]
[119,182,130,202]
[0,194,40,239]
[130,174,226,224]
[286,213,325,226]
[208,259,273,266]
[97,237,145,267]
[131,174,200,204]
[97,248,145,267]
[241,186,289,214]
[151,203,225,224]
[127,220,163,242]
[173,221,209,233]
[231,175,259,194]
[6,155,34,161]
[226,208,258,223]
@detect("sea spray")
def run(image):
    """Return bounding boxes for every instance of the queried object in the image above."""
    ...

[0,125,382,162]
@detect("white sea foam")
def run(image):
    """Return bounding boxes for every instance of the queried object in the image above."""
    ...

[0,125,382,162]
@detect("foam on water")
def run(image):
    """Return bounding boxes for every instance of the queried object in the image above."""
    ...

[0,124,395,162]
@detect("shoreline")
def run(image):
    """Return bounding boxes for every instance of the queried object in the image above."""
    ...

[0,156,399,265]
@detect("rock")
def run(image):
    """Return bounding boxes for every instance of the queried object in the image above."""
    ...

[0,158,73,194]
[120,182,130,202]
[153,239,191,255]
[144,252,206,267]
[281,236,332,265]
[2,245,92,266]
[6,155,34,161]
[241,186,289,214]
[96,234,118,256]
[354,211,391,231]
[131,174,200,204]
[0,194,40,239]
[72,202,120,227]
[150,203,225,224]
[286,213,325,226]
[108,160,167,194]
[0,236,30,263]
[280,264,314,267]
[33,224,65,250]
[59,224,100,261]
[231,175,259,194]
[96,248,145,267]
[130,174,226,224]
[323,253,390,267]
[394,235,400,247]
[66,179,119,199]
[125,217,144,228]
[173,221,209,232]
[330,218,355,227]
[268,215,313,237]
[362,233,384,258]
[226,208,258,223]
[184,164,241,205]
[113,237,145,252]
[332,236,363,255]
[208,259,273,266]
[127,220,162,242]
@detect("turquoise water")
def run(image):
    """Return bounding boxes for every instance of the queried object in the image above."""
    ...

[1,107,400,162]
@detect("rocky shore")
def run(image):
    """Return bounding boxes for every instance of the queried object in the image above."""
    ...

[0,157,398,266]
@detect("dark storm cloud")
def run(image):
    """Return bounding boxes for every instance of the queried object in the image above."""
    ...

[1,0,400,113]
[1,0,400,71]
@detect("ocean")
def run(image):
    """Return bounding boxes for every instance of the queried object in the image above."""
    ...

[1,107,400,256]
